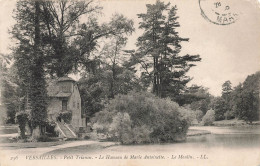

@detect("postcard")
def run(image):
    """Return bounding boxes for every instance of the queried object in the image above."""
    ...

[0,0,260,166]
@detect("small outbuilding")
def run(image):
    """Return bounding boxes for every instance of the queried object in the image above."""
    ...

[46,76,86,138]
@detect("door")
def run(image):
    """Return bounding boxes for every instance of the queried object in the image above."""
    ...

[62,100,67,110]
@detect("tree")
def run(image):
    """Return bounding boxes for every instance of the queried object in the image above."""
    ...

[211,97,227,121]
[11,0,138,137]
[40,0,102,77]
[222,80,232,102]
[30,1,48,136]
[77,14,136,117]
[98,24,135,98]
[0,54,19,124]
[133,0,200,99]
[78,73,106,118]
[12,1,48,137]
[239,90,259,123]
[41,1,135,77]
[230,72,260,122]
[181,85,212,113]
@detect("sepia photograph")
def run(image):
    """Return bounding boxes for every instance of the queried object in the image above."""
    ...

[0,0,260,166]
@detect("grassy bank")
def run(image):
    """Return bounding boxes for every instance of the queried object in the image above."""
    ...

[213,119,260,126]
[187,129,211,137]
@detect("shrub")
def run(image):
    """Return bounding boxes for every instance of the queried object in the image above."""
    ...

[16,111,29,139]
[59,111,72,123]
[201,109,215,126]
[224,110,235,120]
[195,110,204,122]
[178,107,196,125]
[91,91,190,144]
[36,135,52,142]
[108,112,132,142]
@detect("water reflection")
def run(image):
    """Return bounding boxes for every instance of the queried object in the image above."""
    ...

[187,134,260,149]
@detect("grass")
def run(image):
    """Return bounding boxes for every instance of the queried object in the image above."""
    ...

[0,125,18,134]
[187,129,211,137]
[213,119,260,126]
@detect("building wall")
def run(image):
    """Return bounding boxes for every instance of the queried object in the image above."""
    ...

[71,83,86,128]
[47,98,62,121]
[68,83,81,128]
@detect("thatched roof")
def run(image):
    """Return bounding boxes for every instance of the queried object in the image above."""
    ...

[47,77,74,98]
[57,77,75,82]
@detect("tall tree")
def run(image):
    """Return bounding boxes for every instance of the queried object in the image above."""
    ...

[98,27,136,98]
[134,0,200,99]
[30,1,48,136]
[222,80,232,101]
[41,0,101,77]
[12,1,48,137]
[232,72,260,122]
[41,1,135,77]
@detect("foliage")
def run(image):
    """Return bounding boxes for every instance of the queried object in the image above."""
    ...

[36,135,52,142]
[16,111,29,139]
[235,89,259,123]
[201,109,215,126]
[132,0,200,98]
[182,85,212,114]
[78,61,141,118]
[211,97,227,121]
[224,110,235,120]
[78,74,106,118]
[12,1,48,136]
[41,0,135,77]
[59,111,72,123]
[178,107,196,126]
[222,80,232,101]
[98,31,136,99]
[0,68,19,124]
[195,110,204,122]
[227,72,260,122]
[91,92,190,144]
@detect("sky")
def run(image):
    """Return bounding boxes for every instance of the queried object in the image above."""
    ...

[0,0,260,96]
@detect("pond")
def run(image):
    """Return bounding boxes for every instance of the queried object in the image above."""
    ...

[83,126,260,166]
[1,126,260,166]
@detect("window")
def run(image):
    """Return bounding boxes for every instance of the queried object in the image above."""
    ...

[62,100,67,110]
[60,84,70,93]
[62,86,69,92]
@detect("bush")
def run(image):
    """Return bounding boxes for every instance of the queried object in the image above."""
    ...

[91,91,190,144]
[201,109,215,126]
[36,135,52,142]
[178,107,196,125]
[224,110,235,120]
[195,110,204,122]
[59,111,72,123]
[16,111,29,139]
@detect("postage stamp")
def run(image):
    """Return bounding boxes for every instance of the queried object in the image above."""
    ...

[199,0,239,25]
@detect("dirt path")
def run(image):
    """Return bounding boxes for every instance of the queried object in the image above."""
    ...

[1,140,117,155]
